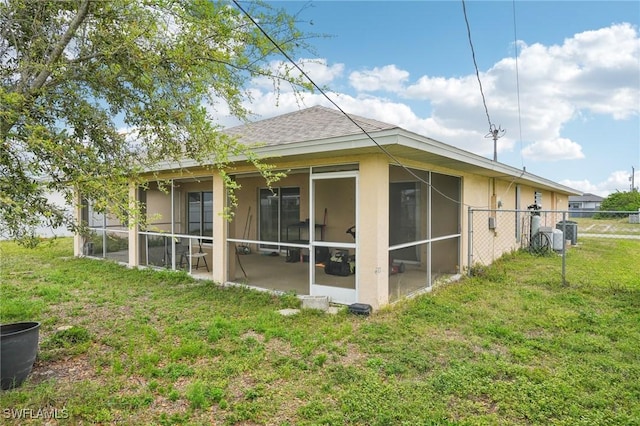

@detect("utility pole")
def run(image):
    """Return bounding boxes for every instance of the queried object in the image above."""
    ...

[631,166,636,192]
[485,124,505,162]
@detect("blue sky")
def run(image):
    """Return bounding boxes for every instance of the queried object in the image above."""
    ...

[220,0,640,196]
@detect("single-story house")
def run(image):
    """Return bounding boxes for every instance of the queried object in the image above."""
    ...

[74,105,579,309]
[568,193,604,217]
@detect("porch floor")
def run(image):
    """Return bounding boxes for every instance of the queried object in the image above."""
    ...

[229,252,354,295]
[98,249,435,301]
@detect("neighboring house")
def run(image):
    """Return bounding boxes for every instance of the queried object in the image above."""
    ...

[568,193,604,217]
[74,106,579,309]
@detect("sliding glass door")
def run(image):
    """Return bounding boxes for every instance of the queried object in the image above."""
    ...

[258,187,300,250]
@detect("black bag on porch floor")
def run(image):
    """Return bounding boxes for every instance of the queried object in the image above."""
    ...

[315,246,330,263]
[286,249,300,263]
[324,250,354,276]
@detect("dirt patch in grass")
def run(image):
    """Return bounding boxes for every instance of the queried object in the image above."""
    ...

[29,354,96,386]
[241,330,265,342]
[226,371,257,401]
[338,342,366,366]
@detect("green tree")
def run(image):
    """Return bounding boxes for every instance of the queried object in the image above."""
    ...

[1,0,314,246]
[596,190,640,218]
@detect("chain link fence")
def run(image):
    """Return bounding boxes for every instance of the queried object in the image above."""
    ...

[468,208,640,283]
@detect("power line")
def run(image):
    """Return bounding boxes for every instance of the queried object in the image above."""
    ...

[461,0,505,162]
[231,0,465,206]
[461,0,492,130]
[512,0,525,169]
[231,1,528,210]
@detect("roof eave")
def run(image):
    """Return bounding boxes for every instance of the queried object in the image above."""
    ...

[396,129,581,195]
[147,128,581,196]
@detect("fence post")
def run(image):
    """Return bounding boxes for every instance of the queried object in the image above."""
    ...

[468,207,473,276]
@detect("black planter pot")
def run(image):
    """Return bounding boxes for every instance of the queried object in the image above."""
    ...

[1,322,40,390]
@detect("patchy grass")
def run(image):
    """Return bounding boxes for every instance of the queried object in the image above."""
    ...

[1,237,639,425]
[573,216,640,236]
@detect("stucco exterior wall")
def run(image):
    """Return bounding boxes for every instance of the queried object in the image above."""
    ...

[212,174,227,284]
[458,174,488,268]
[357,154,389,308]
[76,145,574,310]
[465,180,571,268]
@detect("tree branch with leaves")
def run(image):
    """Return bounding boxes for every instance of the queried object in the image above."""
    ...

[1,0,316,246]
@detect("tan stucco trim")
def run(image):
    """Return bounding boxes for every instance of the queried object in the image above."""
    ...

[128,183,139,267]
[357,154,390,308]
[212,174,227,284]
[73,189,83,257]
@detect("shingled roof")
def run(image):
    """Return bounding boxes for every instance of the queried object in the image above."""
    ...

[223,105,398,146]
[151,105,579,196]
[569,193,604,202]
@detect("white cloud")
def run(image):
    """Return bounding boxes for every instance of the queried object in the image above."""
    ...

[517,23,639,120]
[251,58,344,91]
[349,65,410,92]
[215,22,637,172]
[299,58,345,86]
[561,169,639,197]
[404,74,479,102]
[522,138,585,161]
[213,89,340,127]
[558,178,598,195]
[207,58,344,128]
[400,23,639,159]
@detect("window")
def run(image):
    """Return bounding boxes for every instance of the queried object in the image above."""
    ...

[389,181,421,259]
[187,192,213,237]
[534,191,542,207]
[259,187,300,248]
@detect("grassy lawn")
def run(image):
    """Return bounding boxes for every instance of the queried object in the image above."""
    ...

[1,238,639,425]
